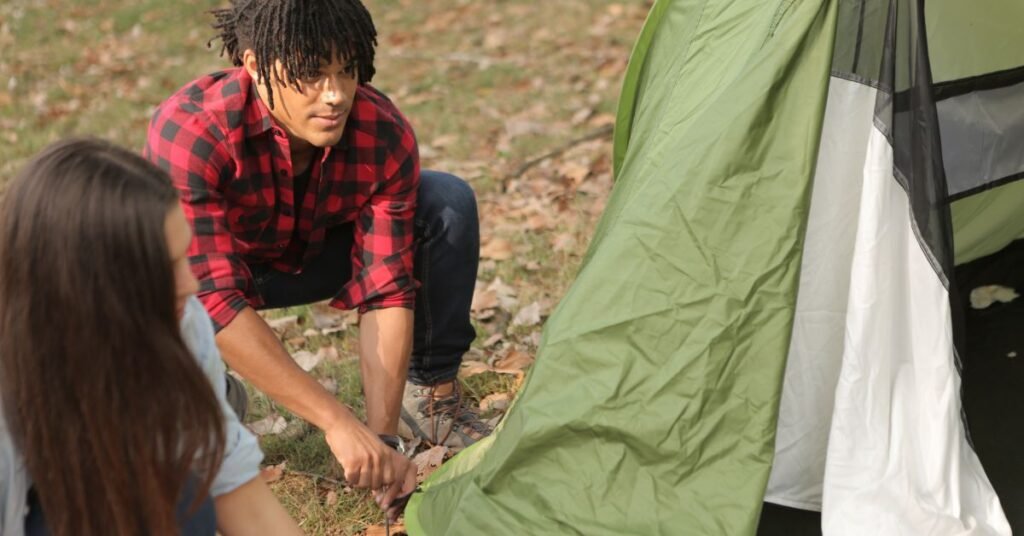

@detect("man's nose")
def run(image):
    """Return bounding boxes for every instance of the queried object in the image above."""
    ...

[321,77,346,107]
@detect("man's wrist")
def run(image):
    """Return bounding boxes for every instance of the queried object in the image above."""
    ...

[319,401,360,434]
[378,434,406,454]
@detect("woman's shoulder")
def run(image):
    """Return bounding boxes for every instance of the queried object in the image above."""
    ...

[0,403,20,482]
[179,296,218,366]
[0,401,31,535]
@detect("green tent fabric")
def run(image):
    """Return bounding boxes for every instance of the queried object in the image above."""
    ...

[406,1,839,533]
[952,180,1024,265]
[406,0,1024,533]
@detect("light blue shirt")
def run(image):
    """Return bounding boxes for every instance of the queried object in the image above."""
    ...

[0,297,263,536]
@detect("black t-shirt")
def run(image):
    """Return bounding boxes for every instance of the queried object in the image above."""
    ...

[289,165,314,249]
[292,164,313,218]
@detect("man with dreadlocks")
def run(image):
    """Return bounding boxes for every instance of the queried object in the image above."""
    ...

[145,0,490,505]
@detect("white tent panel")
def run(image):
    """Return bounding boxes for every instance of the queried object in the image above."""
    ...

[821,122,1008,535]
[765,77,875,511]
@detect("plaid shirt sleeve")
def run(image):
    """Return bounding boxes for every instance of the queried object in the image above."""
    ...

[333,122,420,314]
[144,105,253,330]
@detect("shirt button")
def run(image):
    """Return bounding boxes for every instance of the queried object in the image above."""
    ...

[282,207,293,217]
[276,244,286,250]
[278,169,287,177]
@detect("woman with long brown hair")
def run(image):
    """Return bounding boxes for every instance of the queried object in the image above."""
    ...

[0,138,303,535]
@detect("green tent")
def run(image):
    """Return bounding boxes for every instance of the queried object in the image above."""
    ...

[406,0,1024,533]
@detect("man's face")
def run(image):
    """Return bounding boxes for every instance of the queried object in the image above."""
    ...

[244,51,359,151]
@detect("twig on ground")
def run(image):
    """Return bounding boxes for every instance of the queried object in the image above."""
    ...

[288,469,347,488]
[504,124,614,187]
[383,50,525,68]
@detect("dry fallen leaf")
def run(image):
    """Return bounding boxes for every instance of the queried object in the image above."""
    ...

[317,345,341,362]
[471,288,499,312]
[319,378,339,394]
[598,57,628,79]
[365,524,406,536]
[292,350,323,372]
[480,392,511,412]
[432,133,458,148]
[400,92,440,106]
[480,238,514,260]
[310,303,353,331]
[458,360,493,378]
[504,119,545,139]
[486,278,519,309]
[483,30,505,49]
[589,113,617,128]
[249,414,288,436]
[552,233,576,253]
[493,350,534,373]
[571,107,594,126]
[413,446,449,483]
[512,301,543,327]
[525,213,553,230]
[267,315,300,333]
[558,161,590,186]
[260,462,286,483]
[474,308,496,321]
[325,490,339,507]
[969,285,1018,309]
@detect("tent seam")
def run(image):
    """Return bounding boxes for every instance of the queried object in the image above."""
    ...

[829,69,885,91]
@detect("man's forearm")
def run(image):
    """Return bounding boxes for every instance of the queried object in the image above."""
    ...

[359,307,414,435]
[216,306,356,431]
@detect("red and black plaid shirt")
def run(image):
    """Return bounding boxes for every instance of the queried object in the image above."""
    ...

[145,68,419,330]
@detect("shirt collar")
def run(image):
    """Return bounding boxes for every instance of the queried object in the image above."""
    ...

[240,70,275,138]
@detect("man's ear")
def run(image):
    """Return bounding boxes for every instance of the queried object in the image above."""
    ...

[242,49,260,82]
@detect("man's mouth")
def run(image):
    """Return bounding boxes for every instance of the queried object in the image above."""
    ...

[311,112,345,128]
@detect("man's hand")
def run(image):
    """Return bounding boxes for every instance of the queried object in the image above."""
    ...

[325,421,417,517]
[381,469,418,523]
[325,420,413,490]
[217,307,410,492]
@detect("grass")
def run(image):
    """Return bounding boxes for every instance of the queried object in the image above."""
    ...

[2,0,648,533]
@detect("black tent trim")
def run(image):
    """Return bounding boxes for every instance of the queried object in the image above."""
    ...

[945,170,1024,203]
[934,65,1024,102]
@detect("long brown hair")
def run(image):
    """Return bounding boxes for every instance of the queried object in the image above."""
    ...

[0,139,226,535]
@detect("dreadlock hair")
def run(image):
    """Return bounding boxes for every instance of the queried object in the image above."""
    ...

[209,0,378,109]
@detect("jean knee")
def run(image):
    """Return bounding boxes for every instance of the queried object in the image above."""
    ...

[417,171,479,242]
[419,170,478,219]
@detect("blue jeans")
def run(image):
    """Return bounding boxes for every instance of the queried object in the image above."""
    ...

[249,170,479,385]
